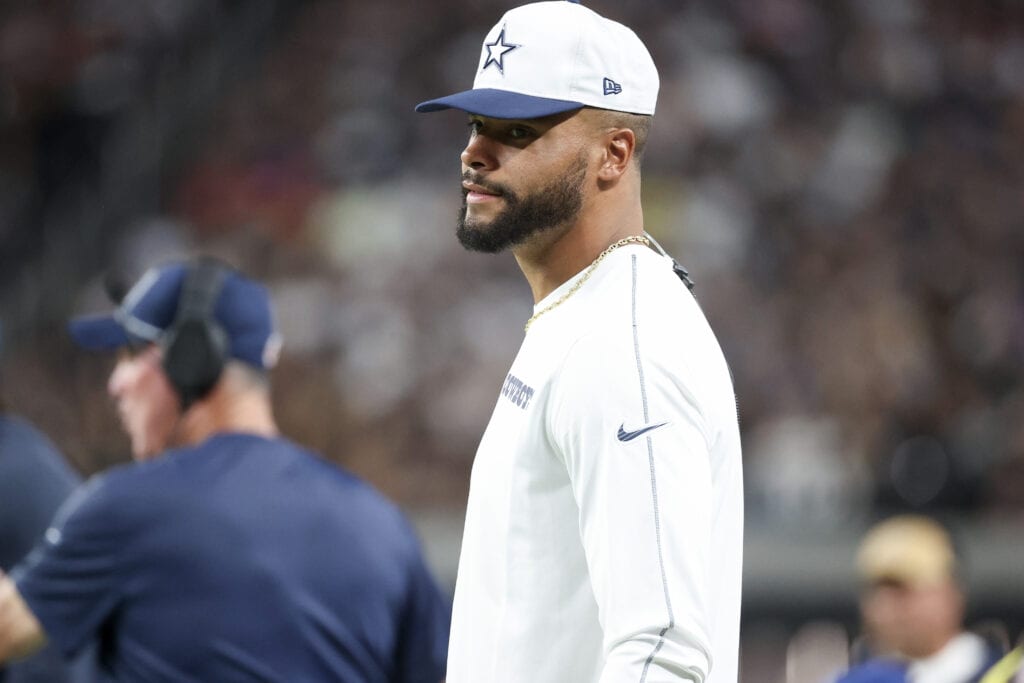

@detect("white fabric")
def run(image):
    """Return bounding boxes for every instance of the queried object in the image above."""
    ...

[908,632,991,683]
[472,1,659,115]
[446,246,744,683]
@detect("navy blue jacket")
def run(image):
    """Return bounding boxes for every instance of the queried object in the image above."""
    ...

[14,433,450,682]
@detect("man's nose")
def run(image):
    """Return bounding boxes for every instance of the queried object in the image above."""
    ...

[461,132,499,171]
[107,358,131,398]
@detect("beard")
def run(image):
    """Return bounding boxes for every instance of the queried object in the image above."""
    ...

[456,153,588,253]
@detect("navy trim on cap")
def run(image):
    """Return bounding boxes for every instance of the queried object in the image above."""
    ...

[68,315,133,350]
[415,88,584,119]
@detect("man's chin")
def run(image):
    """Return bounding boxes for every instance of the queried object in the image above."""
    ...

[462,203,500,227]
[130,443,153,462]
[456,223,505,253]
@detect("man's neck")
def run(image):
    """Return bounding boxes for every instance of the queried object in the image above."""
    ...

[514,199,645,304]
[177,387,278,448]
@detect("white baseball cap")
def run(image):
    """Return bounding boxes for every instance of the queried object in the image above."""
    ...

[415,1,659,119]
[856,515,958,587]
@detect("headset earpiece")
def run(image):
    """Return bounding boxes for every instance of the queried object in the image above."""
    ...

[161,259,230,411]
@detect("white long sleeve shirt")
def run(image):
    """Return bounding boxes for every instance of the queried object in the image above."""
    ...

[446,245,744,683]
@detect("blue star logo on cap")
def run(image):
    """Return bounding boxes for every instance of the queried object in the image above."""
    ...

[482,26,520,74]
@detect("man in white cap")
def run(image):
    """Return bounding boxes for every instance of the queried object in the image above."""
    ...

[417,2,743,681]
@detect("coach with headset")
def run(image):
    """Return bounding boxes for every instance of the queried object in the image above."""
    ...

[0,258,450,682]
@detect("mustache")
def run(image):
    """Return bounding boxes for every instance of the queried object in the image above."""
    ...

[461,170,512,198]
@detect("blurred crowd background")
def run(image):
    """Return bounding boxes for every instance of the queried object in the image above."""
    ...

[1,0,1023,680]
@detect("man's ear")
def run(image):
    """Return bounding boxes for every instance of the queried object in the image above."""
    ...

[597,128,635,182]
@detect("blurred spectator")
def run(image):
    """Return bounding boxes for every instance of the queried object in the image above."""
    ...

[836,515,1003,682]
[0,401,84,683]
[0,413,78,573]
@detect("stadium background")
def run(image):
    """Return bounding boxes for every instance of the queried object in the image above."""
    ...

[1,0,1022,680]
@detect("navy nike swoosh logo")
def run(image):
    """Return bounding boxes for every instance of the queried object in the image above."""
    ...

[617,421,669,442]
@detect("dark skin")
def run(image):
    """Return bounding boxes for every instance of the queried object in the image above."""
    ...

[459,108,643,304]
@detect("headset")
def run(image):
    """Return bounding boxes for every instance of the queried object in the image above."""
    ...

[161,258,231,411]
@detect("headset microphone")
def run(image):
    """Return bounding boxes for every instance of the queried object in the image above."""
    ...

[644,232,696,292]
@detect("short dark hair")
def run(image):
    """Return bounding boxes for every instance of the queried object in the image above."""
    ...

[589,109,653,166]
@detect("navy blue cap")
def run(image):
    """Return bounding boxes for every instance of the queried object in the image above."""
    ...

[69,262,280,370]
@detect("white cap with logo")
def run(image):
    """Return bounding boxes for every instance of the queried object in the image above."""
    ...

[416,1,659,119]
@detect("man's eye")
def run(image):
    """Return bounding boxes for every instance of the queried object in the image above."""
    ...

[467,120,483,134]
[508,126,531,139]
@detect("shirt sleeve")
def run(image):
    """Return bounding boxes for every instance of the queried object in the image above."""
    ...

[393,526,451,683]
[0,416,80,571]
[548,331,714,682]
[11,473,136,658]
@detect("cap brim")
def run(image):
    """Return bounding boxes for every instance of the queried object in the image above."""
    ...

[68,314,131,351]
[415,88,584,119]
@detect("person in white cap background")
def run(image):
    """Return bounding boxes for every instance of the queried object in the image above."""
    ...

[0,258,451,682]
[416,1,743,681]
[835,515,1004,683]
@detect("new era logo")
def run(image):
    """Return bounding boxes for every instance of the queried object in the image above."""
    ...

[603,77,622,95]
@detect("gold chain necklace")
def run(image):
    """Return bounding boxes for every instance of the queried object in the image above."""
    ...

[524,235,650,332]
